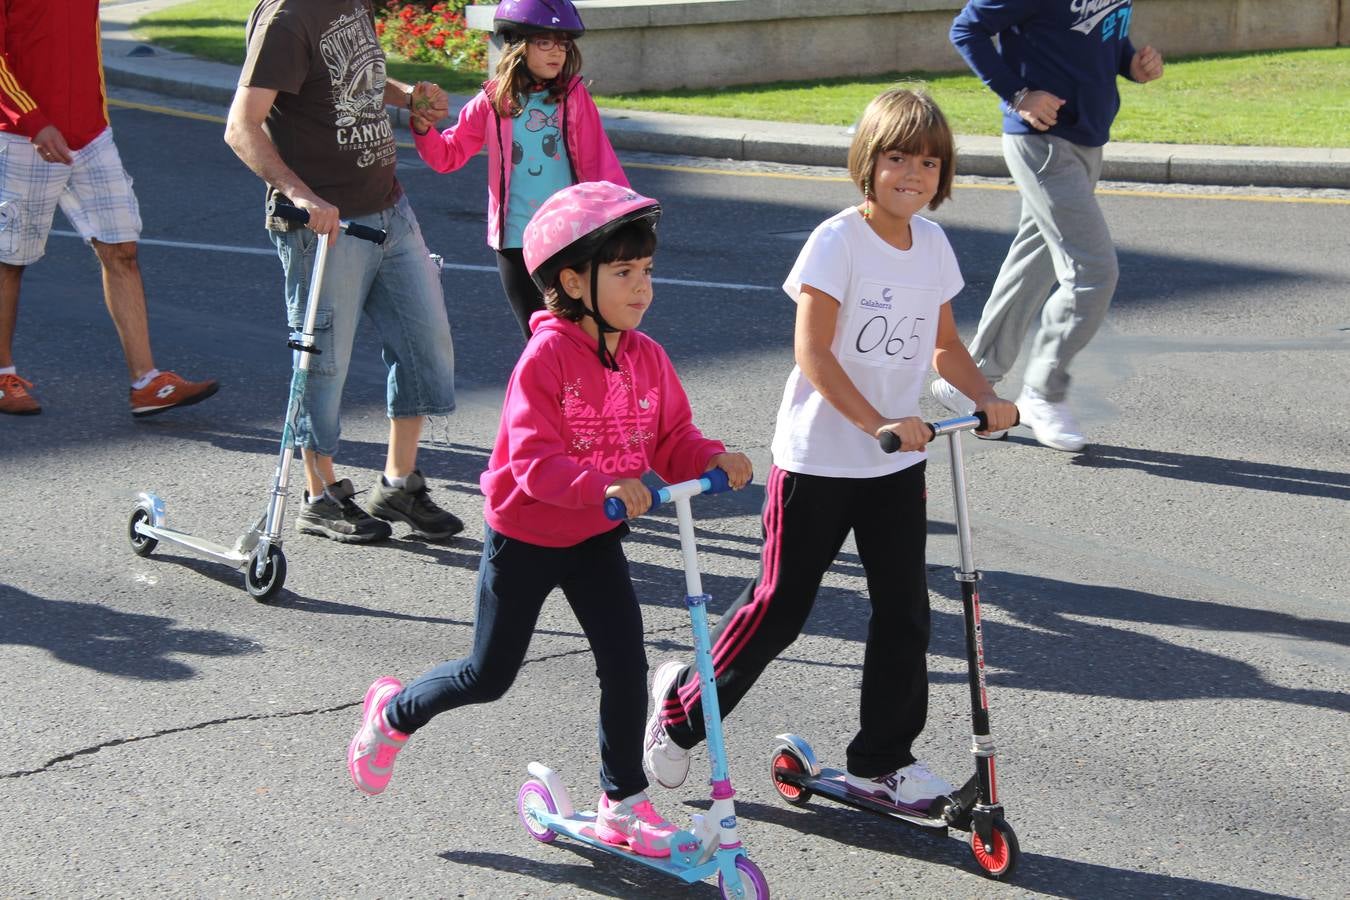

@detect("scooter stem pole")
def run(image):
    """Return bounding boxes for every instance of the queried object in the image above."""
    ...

[263,235,332,543]
[948,430,999,809]
[677,495,741,850]
[948,430,976,576]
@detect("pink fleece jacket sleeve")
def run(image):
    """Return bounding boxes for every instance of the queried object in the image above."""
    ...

[414,90,491,174]
[647,346,725,484]
[567,83,628,187]
[504,348,613,508]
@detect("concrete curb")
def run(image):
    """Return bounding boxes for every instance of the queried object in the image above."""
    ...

[98,2,1350,190]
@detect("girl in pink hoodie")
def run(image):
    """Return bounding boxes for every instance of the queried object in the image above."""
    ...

[347,182,753,859]
[411,0,627,338]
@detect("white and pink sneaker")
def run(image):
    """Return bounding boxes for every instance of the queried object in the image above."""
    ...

[347,676,408,795]
[594,791,678,858]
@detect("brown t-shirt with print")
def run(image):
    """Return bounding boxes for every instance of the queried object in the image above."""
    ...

[240,0,402,229]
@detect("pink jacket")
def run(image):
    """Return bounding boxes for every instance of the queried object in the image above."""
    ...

[481,311,725,548]
[413,76,628,250]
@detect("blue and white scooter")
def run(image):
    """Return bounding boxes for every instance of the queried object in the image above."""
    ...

[126,202,386,601]
[515,469,769,899]
[768,412,1022,880]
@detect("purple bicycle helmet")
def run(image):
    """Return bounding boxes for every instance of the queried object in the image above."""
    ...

[493,0,585,37]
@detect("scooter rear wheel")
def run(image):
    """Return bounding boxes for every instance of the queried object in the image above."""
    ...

[970,818,1019,880]
[718,856,769,899]
[127,507,158,557]
[244,545,286,602]
[516,778,559,843]
[770,750,812,806]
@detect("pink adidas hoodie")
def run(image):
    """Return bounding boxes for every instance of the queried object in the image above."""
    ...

[481,311,725,548]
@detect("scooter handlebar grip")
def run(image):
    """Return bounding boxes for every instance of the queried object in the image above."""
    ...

[269,201,309,225]
[604,485,662,521]
[701,467,732,495]
[342,222,387,245]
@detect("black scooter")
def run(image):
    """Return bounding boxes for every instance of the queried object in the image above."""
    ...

[768,412,1021,880]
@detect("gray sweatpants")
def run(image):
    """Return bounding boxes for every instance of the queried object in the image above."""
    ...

[967,133,1119,402]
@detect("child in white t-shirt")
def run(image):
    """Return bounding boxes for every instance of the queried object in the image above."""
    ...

[641,88,1018,812]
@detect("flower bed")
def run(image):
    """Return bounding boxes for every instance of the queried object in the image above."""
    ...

[376,1,488,73]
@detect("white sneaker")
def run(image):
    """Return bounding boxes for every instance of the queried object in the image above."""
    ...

[845,760,955,813]
[642,661,691,789]
[1016,386,1086,452]
[930,378,1007,440]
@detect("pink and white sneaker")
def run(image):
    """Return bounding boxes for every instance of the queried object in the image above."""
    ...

[594,791,678,858]
[347,676,408,795]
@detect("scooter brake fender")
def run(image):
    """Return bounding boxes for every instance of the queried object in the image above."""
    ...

[773,733,821,776]
[525,761,575,819]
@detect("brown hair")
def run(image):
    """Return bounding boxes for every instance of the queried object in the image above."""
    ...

[846,87,955,210]
[489,36,583,119]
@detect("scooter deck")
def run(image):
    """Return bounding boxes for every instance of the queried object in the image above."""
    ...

[532,810,731,884]
[780,766,949,831]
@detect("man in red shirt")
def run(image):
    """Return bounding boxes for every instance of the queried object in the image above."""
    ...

[0,0,217,416]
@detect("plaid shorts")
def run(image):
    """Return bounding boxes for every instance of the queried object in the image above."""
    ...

[0,127,142,265]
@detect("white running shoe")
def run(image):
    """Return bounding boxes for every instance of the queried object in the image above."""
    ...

[642,661,691,789]
[845,760,955,814]
[1016,386,1087,452]
[930,378,1007,440]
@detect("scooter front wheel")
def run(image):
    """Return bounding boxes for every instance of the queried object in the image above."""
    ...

[970,818,1019,880]
[718,856,769,899]
[516,778,559,843]
[770,750,812,806]
[127,506,158,558]
[244,545,286,602]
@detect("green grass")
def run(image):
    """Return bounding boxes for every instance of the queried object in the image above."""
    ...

[137,1,1349,147]
[595,48,1350,148]
[136,0,484,95]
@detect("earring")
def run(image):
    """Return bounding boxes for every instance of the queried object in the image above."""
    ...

[862,179,873,219]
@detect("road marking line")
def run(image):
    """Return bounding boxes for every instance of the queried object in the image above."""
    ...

[49,230,774,291]
[107,98,1350,207]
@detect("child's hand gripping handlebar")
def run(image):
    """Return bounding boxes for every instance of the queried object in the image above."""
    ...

[877,410,1020,453]
[604,468,747,520]
[268,200,388,245]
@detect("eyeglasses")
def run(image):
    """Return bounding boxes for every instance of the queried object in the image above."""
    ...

[528,36,573,52]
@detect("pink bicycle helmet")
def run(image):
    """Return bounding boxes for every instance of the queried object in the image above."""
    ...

[523,181,661,368]
[524,181,661,293]
[494,0,585,37]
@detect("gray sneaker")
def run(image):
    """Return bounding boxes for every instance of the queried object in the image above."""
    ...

[368,470,464,540]
[297,478,392,544]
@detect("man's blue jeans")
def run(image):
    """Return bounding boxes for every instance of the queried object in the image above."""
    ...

[270,195,455,457]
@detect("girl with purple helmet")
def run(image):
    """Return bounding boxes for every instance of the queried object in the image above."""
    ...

[347,182,753,859]
[411,0,628,339]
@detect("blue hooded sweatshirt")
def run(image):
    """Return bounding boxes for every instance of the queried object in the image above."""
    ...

[950,0,1140,148]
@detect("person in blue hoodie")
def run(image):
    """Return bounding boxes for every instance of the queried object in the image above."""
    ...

[933,1,1164,452]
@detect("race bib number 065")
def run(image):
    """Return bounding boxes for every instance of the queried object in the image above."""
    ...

[841,281,939,370]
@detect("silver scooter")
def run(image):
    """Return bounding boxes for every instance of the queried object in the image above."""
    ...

[126,202,386,601]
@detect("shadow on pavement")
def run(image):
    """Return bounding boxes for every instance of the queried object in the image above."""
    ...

[1070,444,1350,500]
[438,847,718,898]
[726,798,1294,899]
[0,583,260,680]
[923,568,1350,713]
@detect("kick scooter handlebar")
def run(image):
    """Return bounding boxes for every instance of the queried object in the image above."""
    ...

[268,200,388,245]
[877,410,1020,453]
[604,467,743,521]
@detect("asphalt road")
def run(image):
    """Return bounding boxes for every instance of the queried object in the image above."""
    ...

[1,91,1348,899]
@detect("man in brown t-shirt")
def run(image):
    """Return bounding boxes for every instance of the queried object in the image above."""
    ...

[225,0,464,544]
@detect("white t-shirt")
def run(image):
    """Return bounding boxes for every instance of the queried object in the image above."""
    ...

[772,208,964,478]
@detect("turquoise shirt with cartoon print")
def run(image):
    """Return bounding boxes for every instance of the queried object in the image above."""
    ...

[503,91,573,248]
